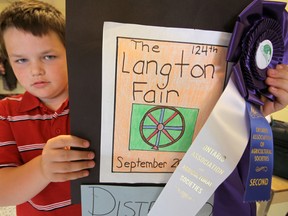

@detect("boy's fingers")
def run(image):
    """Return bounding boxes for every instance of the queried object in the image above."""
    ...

[49,160,95,174]
[46,135,90,150]
[50,170,91,182]
[50,149,95,162]
[267,64,288,79]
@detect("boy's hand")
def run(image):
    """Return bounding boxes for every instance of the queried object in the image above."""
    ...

[262,64,288,116]
[41,135,95,182]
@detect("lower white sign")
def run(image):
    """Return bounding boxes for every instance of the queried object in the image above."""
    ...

[81,185,214,216]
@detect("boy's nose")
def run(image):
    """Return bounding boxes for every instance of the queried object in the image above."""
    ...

[30,62,45,76]
[32,70,45,76]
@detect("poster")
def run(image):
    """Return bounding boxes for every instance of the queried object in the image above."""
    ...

[66,0,253,203]
[101,22,230,183]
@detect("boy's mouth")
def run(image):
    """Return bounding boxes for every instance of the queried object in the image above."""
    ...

[32,81,50,88]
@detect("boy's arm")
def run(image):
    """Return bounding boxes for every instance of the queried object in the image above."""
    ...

[0,156,50,206]
[262,64,288,116]
[0,135,95,206]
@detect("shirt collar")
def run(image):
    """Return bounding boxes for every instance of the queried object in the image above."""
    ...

[18,91,69,113]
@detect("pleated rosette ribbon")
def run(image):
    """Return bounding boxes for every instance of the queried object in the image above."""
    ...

[227,0,288,202]
[227,0,288,105]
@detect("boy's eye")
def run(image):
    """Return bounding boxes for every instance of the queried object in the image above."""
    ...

[15,58,27,64]
[44,55,56,60]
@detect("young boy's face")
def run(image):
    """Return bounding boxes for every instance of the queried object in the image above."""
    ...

[3,27,68,109]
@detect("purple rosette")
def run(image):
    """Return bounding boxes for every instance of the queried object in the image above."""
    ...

[227,0,288,105]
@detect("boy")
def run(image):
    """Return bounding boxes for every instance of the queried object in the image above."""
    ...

[0,1,95,215]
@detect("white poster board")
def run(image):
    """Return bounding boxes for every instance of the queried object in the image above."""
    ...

[100,22,231,183]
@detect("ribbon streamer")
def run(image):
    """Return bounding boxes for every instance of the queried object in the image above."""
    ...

[148,75,249,216]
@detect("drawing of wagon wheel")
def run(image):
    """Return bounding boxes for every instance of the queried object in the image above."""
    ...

[139,106,185,150]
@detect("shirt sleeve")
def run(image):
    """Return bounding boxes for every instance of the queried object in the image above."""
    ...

[0,100,22,168]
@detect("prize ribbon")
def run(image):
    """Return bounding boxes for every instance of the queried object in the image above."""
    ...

[227,0,288,202]
[227,0,288,105]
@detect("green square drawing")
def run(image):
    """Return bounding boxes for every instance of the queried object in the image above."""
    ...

[129,104,199,152]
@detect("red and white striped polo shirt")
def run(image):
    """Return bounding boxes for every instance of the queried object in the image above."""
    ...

[0,91,81,216]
